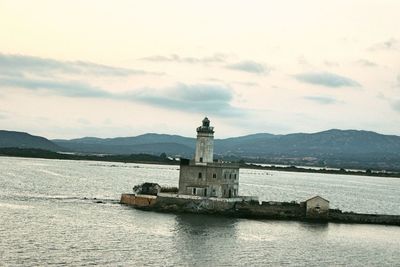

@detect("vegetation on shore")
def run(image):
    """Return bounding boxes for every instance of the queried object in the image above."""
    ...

[1,147,399,178]
[0,147,177,165]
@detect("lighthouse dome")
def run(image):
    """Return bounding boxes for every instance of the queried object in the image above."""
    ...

[202,117,210,127]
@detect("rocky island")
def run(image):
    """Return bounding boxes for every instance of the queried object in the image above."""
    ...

[121,118,400,226]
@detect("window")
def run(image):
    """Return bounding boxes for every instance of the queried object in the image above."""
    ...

[229,174,231,179]
[193,188,196,195]
[234,174,237,179]
[224,173,227,179]
[213,173,216,178]
[198,172,202,178]
[199,157,203,162]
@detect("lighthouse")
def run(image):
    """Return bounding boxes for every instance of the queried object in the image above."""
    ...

[195,117,214,164]
[178,117,240,198]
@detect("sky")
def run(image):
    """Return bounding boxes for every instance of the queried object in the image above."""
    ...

[0,0,399,139]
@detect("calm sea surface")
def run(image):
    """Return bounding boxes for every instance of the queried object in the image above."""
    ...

[1,156,400,266]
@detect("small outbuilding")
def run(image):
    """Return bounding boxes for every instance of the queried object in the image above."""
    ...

[133,182,161,196]
[305,196,330,218]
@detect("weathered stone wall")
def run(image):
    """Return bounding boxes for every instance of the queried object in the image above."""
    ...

[179,163,239,198]
[305,197,329,218]
[120,194,400,226]
[154,194,237,214]
[235,201,305,219]
[120,194,157,207]
[329,210,400,226]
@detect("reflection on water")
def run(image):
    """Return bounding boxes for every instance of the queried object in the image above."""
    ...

[1,157,400,266]
[298,221,329,232]
[173,214,238,265]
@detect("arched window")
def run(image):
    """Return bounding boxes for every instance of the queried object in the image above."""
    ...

[198,172,202,178]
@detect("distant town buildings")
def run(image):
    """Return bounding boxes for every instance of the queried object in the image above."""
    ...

[178,117,239,198]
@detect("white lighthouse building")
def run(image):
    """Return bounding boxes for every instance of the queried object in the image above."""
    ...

[194,117,214,164]
[178,117,239,198]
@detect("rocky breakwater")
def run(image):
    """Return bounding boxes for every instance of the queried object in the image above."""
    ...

[120,183,400,226]
[121,193,245,215]
[328,209,400,226]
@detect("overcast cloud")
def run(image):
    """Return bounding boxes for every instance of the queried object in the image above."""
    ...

[1,1,400,138]
[0,53,161,77]
[226,60,269,74]
[131,83,245,117]
[141,54,227,64]
[304,96,338,105]
[294,72,361,88]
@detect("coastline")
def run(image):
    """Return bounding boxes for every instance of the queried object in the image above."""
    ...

[120,193,400,226]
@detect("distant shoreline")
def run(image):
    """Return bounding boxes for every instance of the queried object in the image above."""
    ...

[1,147,399,178]
[0,147,177,166]
[240,163,400,178]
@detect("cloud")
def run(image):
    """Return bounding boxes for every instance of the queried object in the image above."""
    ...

[226,60,269,74]
[130,83,245,116]
[369,38,398,51]
[297,56,309,66]
[294,72,360,87]
[232,81,258,87]
[392,100,400,113]
[0,112,8,120]
[0,67,245,117]
[0,53,161,77]
[324,60,339,67]
[390,74,400,89]
[356,59,378,67]
[141,53,227,64]
[0,76,111,98]
[304,96,338,105]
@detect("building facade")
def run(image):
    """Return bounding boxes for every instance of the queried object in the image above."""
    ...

[178,117,240,198]
[305,196,330,217]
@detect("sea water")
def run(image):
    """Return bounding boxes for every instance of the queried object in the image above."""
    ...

[1,157,399,266]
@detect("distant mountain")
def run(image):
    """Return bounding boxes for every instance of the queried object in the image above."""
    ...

[3,128,400,171]
[214,129,400,170]
[61,133,194,147]
[53,133,195,156]
[216,129,400,156]
[53,129,400,170]
[0,130,62,151]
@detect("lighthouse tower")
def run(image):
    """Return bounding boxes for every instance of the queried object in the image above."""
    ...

[179,117,239,198]
[195,117,214,164]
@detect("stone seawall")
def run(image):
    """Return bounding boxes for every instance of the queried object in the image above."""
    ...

[235,201,305,219]
[121,193,238,215]
[120,194,400,226]
[155,194,236,214]
[120,194,157,207]
[329,210,400,226]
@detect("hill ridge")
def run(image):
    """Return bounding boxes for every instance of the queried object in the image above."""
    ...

[2,128,400,170]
